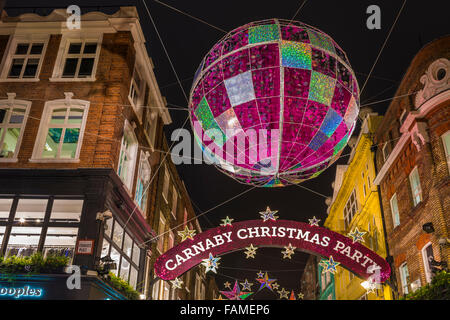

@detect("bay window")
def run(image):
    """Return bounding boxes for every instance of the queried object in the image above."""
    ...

[0,99,31,161]
[32,98,89,161]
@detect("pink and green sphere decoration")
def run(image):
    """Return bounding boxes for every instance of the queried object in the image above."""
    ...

[189,19,359,187]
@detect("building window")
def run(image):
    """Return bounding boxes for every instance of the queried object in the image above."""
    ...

[118,121,138,191]
[171,186,178,218]
[129,66,146,121]
[409,167,422,206]
[442,131,450,173]
[382,142,390,161]
[0,36,48,80]
[0,99,31,160]
[344,189,358,229]
[157,214,166,253]
[0,197,82,263]
[144,109,158,148]
[101,217,141,290]
[399,262,410,295]
[162,167,170,203]
[399,109,408,125]
[32,98,89,161]
[168,230,174,249]
[135,151,151,215]
[51,35,102,81]
[422,242,435,284]
[390,193,400,228]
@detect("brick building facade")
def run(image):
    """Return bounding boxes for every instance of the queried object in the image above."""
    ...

[373,36,450,297]
[300,254,318,300]
[0,6,216,300]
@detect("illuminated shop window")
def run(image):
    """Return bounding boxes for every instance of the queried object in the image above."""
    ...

[0,100,31,160]
[0,198,82,262]
[101,217,141,290]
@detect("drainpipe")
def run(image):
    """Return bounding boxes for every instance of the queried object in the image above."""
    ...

[371,142,399,300]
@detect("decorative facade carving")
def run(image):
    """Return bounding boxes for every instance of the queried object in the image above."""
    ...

[411,121,429,151]
[415,58,450,108]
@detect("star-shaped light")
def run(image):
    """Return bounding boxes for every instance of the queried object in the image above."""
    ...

[223,281,231,289]
[259,206,279,222]
[240,279,253,291]
[177,225,196,242]
[365,282,377,294]
[282,243,296,259]
[297,292,304,299]
[278,288,289,299]
[220,280,253,300]
[347,227,366,244]
[256,272,277,291]
[214,295,225,300]
[272,282,280,290]
[289,290,296,300]
[170,277,183,289]
[201,253,221,274]
[319,256,340,274]
[308,216,321,226]
[256,270,265,278]
[220,216,234,227]
[244,244,258,259]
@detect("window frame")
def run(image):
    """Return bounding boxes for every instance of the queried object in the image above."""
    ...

[408,166,423,207]
[117,121,139,192]
[134,151,151,215]
[442,131,450,173]
[399,262,410,295]
[421,242,434,284]
[390,193,400,228]
[50,34,102,82]
[162,167,170,204]
[128,66,146,122]
[382,142,390,161]
[30,98,89,163]
[0,35,49,82]
[0,98,31,162]
[343,189,358,229]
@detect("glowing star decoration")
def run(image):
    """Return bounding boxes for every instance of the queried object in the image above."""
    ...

[170,278,183,289]
[177,225,196,242]
[297,292,304,299]
[220,280,253,300]
[289,290,296,300]
[189,19,360,187]
[259,207,279,222]
[272,282,280,290]
[256,270,265,278]
[224,281,232,289]
[220,216,234,227]
[201,253,221,274]
[347,227,366,244]
[240,279,254,291]
[256,272,277,291]
[281,243,296,259]
[320,256,340,274]
[308,216,321,226]
[244,244,258,258]
[278,288,289,299]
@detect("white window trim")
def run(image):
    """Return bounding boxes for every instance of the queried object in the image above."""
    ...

[0,96,31,162]
[390,193,400,228]
[399,262,409,295]
[409,166,423,206]
[49,33,103,82]
[171,186,178,219]
[162,167,170,204]
[128,65,146,123]
[442,131,450,173]
[156,214,166,254]
[0,34,49,82]
[421,242,433,284]
[399,109,407,125]
[117,120,138,192]
[382,142,390,162]
[134,150,151,213]
[30,95,89,163]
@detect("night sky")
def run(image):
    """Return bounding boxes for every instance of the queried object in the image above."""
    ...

[6,0,449,299]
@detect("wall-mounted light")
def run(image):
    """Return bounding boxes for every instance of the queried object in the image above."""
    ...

[422,222,435,234]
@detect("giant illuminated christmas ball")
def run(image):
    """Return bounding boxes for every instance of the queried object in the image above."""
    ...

[189,19,359,187]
